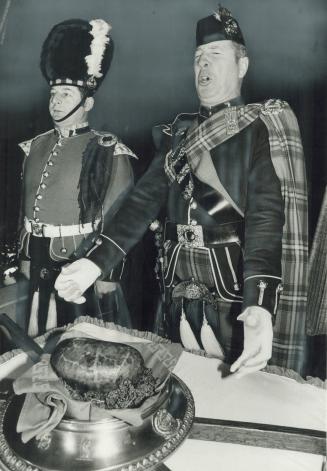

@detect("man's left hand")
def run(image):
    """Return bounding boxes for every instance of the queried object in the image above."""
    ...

[54,258,101,304]
[230,306,273,378]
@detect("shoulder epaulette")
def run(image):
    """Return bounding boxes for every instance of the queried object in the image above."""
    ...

[172,112,198,126]
[152,123,173,150]
[171,112,198,136]
[153,112,197,137]
[114,142,138,159]
[153,123,172,137]
[18,129,53,157]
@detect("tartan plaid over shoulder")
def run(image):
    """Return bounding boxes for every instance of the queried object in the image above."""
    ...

[182,99,308,372]
[259,101,308,372]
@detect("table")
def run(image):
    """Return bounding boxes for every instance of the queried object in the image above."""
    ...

[0,318,325,471]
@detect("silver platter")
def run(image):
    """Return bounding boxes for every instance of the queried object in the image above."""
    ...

[0,374,194,471]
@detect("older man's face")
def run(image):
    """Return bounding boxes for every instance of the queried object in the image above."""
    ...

[194,40,244,107]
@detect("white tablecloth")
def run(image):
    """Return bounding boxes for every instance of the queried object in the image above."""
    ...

[165,439,325,471]
[167,351,326,470]
[172,351,325,431]
[0,321,325,471]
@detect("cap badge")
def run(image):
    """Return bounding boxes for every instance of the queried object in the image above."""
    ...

[86,75,97,90]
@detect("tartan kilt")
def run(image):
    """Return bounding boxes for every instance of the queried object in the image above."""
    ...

[25,237,132,337]
[162,241,244,362]
[164,241,244,302]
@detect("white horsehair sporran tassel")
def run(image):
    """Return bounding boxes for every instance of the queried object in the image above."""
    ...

[46,292,57,331]
[200,301,225,360]
[179,298,201,350]
[28,290,39,338]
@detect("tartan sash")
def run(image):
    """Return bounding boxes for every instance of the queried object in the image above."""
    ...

[184,103,260,160]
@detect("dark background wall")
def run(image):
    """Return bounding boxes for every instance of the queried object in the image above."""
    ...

[0,0,326,240]
[0,0,326,333]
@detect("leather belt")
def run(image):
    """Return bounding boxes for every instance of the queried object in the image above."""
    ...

[24,217,100,238]
[165,221,242,248]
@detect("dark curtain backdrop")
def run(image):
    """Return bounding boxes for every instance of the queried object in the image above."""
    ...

[0,0,326,328]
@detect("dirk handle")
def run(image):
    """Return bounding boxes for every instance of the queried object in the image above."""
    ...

[0,313,43,363]
[257,280,268,306]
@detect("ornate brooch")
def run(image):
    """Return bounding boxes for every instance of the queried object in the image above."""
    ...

[261,99,286,116]
[94,131,117,147]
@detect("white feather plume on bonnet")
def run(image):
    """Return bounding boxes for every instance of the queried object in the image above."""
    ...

[85,19,112,79]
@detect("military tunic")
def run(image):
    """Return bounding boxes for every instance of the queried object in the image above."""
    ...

[18,125,136,335]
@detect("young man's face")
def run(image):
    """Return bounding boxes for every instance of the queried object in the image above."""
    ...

[49,85,87,126]
[194,40,247,107]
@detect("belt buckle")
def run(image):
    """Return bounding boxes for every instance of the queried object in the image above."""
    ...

[31,222,43,236]
[176,224,204,248]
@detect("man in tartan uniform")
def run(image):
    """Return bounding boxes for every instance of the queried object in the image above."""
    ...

[18,19,137,336]
[55,7,308,375]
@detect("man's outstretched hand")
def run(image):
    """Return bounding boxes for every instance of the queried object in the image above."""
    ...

[230,306,273,379]
[54,258,101,304]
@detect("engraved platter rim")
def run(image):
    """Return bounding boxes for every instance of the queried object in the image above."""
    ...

[0,374,194,471]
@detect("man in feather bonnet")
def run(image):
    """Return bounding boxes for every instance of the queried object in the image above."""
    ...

[18,19,137,336]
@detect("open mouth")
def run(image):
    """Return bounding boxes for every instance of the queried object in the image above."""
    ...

[198,74,211,86]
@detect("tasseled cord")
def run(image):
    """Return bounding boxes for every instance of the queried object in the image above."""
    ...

[28,291,57,338]
[179,299,201,351]
[200,301,225,360]
[46,293,57,331]
[28,290,39,338]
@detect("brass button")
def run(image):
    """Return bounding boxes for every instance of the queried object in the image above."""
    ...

[36,194,42,200]
[41,183,47,189]
[190,219,197,226]
[60,247,67,254]
[34,206,40,211]
[43,172,49,178]
[48,161,54,166]
[190,201,197,210]
[95,237,102,246]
